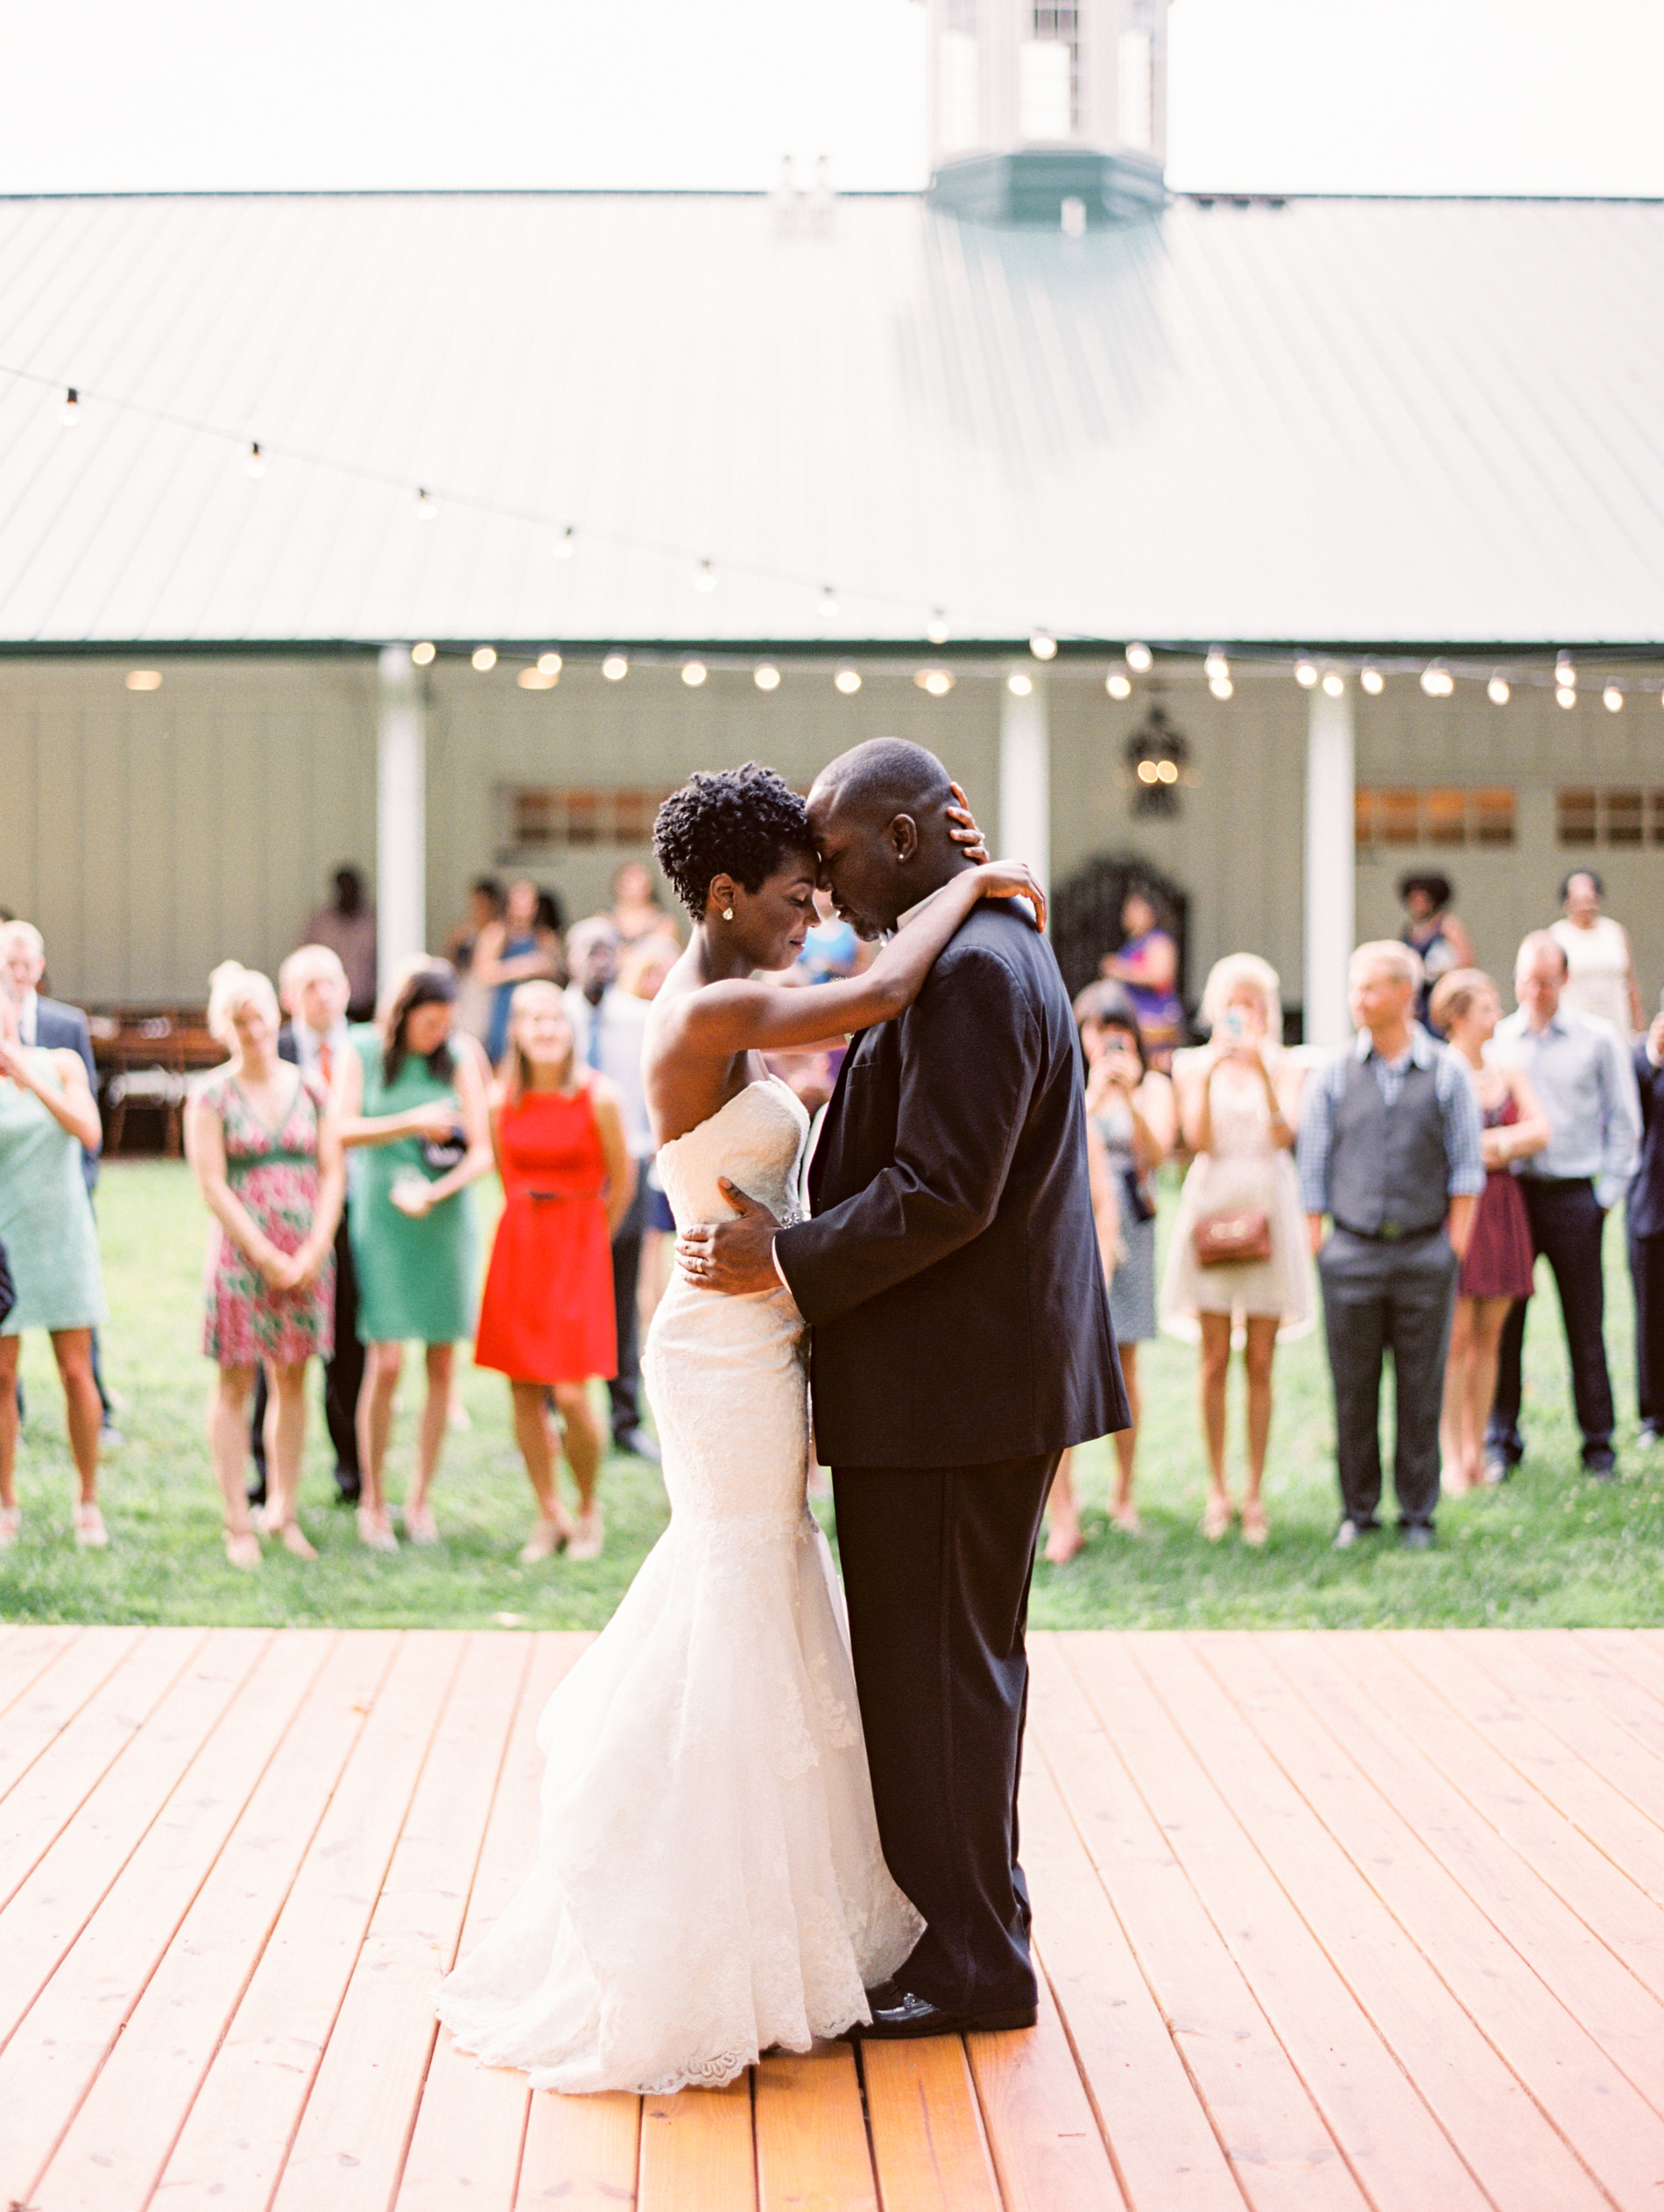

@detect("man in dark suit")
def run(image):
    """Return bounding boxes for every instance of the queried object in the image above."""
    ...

[248,945,363,1506]
[1631,1006,1664,1451]
[685,739,1126,2039]
[3,922,117,1440]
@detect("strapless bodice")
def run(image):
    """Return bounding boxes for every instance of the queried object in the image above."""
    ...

[655,1075,809,1234]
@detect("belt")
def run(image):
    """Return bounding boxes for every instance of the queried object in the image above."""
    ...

[1333,1220,1442,1244]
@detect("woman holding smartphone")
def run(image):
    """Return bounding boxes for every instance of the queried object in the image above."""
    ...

[1162,955,1312,1543]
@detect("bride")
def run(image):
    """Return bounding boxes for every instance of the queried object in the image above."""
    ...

[435,760,1042,2093]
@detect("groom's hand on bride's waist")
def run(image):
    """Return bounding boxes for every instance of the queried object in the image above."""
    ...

[676,1179,784,1296]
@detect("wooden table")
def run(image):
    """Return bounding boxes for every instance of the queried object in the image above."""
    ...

[4,1625,1663,2209]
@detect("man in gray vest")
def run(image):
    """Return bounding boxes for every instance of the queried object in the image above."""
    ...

[1297,942,1485,1549]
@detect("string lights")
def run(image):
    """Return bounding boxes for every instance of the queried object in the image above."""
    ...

[694,561,716,594]
[60,386,80,428]
[245,441,265,480]
[602,652,629,681]
[834,665,861,694]
[753,662,781,691]
[681,657,708,687]
[1029,629,1058,661]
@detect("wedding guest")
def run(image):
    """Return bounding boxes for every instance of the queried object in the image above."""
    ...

[1399,874,1476,1027]
[1630,1001,1664,1451]
[0,965,108,1549]
[619,932,680,1335]
[565,917,658,1463]
[1164,956,1313,1544]
[1551,870,1643,1036]
[306,866,378,1021]
[1485,931,1640,1481]
[186,963,343,1569]
[1427,970,1551,1494]
[476,982,635,1561]
[447,876,504,1043]
[2,919,118,1444]
[609,859,679,951]
[1099,888,1184,1068]
[476,878,563,1064]
[1044,985,1174,1560]
[247,945,363,1509]
[1298,942,1484,1549]
[338,959,493,1549]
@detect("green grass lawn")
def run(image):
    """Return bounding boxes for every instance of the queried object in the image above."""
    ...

[3,1161,1660,1629]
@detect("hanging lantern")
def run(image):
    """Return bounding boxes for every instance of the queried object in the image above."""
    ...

[1123,703,1191,818]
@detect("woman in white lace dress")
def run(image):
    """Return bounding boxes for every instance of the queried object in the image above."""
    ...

[436,763,1041,2094]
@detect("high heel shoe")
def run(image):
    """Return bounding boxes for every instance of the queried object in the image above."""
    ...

[518,1513,573,1564]
[356,1505,398,1553]
[74,1502,109,1549]
[1201,1492,1235,1542]
[1240,1499,1269,1547]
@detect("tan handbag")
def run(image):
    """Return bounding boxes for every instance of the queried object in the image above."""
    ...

[1192,1205,1273,1269]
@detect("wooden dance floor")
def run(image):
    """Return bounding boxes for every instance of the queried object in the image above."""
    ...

[4,1625,1664,2210]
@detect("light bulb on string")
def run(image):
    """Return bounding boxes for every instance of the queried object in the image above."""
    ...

[471,646,497,672]
[681,658,708,687]
[927,611,950,646]
[1294,655,1318,689]
[245,442,265,480]
[1209,675,1234,700]
[1322,670,1345,697]
[914,668,955,697]
[411,641,436,667]
[416,487,439,522]
[1106,672,1132,699]
[1487,674,1510,705]
[1029,630,1057,661]
[753,662,781,692]
[1007,671,1033,697]
[603,652,629,682]
[1204,647,1229,682]
[1360,665,1385,695]
[1555,653,1576,689]
[694,561,717,594]
[60,386,80,428]
[1125,642,1153,674]
[834,666,862,695]
[554,526,576,560]
[537,652,562,676]
[818,587,840,623]
[1420,662,1453,697]
[1604,685,1623,712]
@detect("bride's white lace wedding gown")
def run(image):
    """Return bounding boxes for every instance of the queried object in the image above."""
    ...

[435,1075,922,2093]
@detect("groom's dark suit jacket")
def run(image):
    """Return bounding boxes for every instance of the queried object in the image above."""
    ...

[775,900,1127,1467]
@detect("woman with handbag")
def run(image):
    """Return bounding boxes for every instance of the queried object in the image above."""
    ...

[1044,985,1174,1560]
[1161,956,1313,1543]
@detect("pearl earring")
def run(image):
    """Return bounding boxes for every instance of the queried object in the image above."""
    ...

[723,906,734,922]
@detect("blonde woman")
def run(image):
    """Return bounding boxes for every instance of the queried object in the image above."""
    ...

[336,960,492,1549]
[1162,955,1313,1544]
[476,982,634,1561]
[185,963,343,1567]
[0,965,108,1550]
[1428,969,1550,1492]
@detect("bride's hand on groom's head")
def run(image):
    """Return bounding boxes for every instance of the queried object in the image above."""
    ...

[675,1179,784,1297]
[946,781,987,863]
[975,861,1047,935]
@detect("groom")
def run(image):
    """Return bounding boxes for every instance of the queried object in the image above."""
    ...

[683,737,1126,2038]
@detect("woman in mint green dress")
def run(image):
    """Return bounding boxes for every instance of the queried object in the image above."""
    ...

[0,965,109,1550]
[337,960,492,1551]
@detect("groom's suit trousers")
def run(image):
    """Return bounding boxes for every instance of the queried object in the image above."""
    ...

[832,1451,1059,2017]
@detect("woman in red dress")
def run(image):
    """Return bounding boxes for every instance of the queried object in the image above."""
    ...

[476,982,636,1561]
[1428,970,1551,1494]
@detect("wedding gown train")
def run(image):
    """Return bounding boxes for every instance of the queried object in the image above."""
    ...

[435,1075,922,2093]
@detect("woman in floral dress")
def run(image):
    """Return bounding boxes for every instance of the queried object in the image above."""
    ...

[186,963,345,1568]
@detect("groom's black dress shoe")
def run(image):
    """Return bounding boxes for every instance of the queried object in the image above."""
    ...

[850,1988,1038,2039]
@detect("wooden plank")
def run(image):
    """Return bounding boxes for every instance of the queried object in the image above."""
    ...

[1096,1634,1489,2212]
[1506,1631,1664,1764]
[25,1634,394,2212]
[967,1975,1125,2212]
[1030,1636,1364,2212]
[637,2076,755,2212]
[516,2088,641,2212]
[860,2036,999,2212]
[755,2044,877,2212]
[1233,1633,1664,2212]
[271,1632,533,2211]
[1178,1634,1611,2212]
[153,1632,465,2212]
[0,1629,252,2048]
[1328,1633,1664,2008]
[1018,1741,1243,2212]
[0,1623,84,1721]
[1271,1633,1664,2120]
[1397,1631,1664,1907]
[1459,1631,1664,1834]
[398,1633,593,2212]
[1576,1629,1664,1712]
[0,1624,147,1813]
[0,1631,331,2205]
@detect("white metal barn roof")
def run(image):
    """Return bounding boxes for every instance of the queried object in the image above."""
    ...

[0,189,1660,650]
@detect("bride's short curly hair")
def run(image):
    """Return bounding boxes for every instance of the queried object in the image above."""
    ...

[652,763,812,919]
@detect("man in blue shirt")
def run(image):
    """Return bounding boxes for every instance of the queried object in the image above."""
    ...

[1486,931,1640,1481]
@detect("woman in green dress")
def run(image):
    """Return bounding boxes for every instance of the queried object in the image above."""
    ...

[336,959,492,1550]
[0,965,109,1549]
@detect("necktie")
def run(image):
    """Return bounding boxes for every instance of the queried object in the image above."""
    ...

[587,1002,603,1071]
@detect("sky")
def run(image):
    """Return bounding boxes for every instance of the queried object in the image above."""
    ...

[0,0,1660,198]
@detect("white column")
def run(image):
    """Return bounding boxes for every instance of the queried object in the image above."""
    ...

[1304,682,1356,1049]
[998,664,1051,909]
[377,642,427,1000]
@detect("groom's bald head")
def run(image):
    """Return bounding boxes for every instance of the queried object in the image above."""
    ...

[807,738,969,939]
